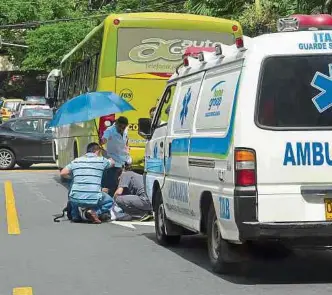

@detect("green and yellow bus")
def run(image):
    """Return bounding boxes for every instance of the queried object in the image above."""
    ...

[46,12,243,170]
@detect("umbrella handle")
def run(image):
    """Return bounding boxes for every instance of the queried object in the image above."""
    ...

[94,120,101,143]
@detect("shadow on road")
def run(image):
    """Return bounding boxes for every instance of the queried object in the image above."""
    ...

[53,174,71,190]
[17,166,57,170]
[144,232,332,285]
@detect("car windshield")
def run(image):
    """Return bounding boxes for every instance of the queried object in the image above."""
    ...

[22,108,52,117]
[4,101,20,111]
[25,96,46,104]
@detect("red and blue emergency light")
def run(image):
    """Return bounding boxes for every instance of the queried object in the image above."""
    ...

[278,14,332,32]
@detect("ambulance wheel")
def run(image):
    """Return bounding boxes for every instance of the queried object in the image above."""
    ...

[155,189,181,246]
[207,204,235,274]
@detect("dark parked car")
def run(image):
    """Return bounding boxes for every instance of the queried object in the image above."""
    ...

[0,116,54,169]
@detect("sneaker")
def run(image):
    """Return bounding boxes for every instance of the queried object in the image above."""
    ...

[140,213,154,222]
[85,210,102,224]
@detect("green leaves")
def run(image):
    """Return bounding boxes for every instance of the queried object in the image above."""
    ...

[185,0,329,36]
[22,21,96,71]
[0,0,330,71]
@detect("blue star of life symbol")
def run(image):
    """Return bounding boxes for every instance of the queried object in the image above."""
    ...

[179,87,191,126]
[153,143,158,158]
[311,64,332,113]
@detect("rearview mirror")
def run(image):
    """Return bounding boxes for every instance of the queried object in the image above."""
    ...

[138,118,152,139]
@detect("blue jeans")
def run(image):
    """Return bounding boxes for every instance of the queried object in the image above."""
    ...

[70,192,114,221]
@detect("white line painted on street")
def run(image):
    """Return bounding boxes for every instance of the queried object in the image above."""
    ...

[111,221,136,229]
[110,221,154,229]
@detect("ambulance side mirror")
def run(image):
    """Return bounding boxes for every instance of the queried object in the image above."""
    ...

[138,118,152,139]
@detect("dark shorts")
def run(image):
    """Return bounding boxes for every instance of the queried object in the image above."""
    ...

[101,167,122,196]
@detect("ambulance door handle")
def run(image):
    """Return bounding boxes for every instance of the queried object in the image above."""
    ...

[218,169,226,182]
[160,142,163,148]
[168,142,171,157]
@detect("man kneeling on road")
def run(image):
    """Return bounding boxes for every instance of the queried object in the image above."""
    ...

[60,142,115,224]
[114,168,153,221]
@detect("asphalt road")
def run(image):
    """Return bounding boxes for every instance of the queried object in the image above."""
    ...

[1,166,332,295]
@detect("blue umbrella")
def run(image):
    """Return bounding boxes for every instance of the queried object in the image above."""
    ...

[49,91,135,127]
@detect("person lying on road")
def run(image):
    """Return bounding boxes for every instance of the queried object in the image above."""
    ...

[60,142,115,224]
[114,168,153,222]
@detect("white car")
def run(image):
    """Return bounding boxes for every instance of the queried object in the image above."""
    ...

[12,102,53,118]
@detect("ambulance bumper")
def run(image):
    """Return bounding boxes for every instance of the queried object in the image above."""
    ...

[239,221,332,244]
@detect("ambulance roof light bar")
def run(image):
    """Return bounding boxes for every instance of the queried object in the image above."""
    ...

[278,14,332,32]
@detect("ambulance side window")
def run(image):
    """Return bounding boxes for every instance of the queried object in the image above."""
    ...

[152,84,176,129]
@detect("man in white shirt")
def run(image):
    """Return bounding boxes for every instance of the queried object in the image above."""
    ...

[100,116,131,196]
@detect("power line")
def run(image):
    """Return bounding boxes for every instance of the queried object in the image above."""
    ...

[0,0,186,30]
[0,14,108,29]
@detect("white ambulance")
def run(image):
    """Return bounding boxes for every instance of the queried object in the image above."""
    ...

[138,14,332,274]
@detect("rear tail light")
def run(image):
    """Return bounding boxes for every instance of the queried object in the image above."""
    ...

[235,37,244,49]
[235,148,256,187]
[99,114,115,139]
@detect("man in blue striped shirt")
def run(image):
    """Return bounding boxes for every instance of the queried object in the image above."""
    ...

[60,142,115,224]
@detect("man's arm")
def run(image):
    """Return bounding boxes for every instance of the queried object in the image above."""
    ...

[101,128,112,145]
[114,172,130,198]
[114,187,124,198]
[60,166,72,179]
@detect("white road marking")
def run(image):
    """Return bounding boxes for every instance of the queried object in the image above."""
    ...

[110,221,154,229]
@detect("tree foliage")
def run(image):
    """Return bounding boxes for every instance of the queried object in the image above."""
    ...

[1,0,332,70]
[0,0,94,69]
[22,21,98,71]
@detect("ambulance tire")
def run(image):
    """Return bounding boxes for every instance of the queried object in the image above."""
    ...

[154,189,181,246]
[207,204,236,274]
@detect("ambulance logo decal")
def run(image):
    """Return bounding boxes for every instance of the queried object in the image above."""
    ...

[153,142,158,158]
[180,87,191,126]
[205,80,225,117]
[311,64,332,113]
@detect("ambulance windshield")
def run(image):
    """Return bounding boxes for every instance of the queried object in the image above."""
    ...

[257,55,332,128]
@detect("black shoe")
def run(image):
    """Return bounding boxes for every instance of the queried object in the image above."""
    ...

[85,210,102,224]
[99,213,112,222]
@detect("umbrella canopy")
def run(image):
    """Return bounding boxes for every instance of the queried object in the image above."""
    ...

[49,91,135,127]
